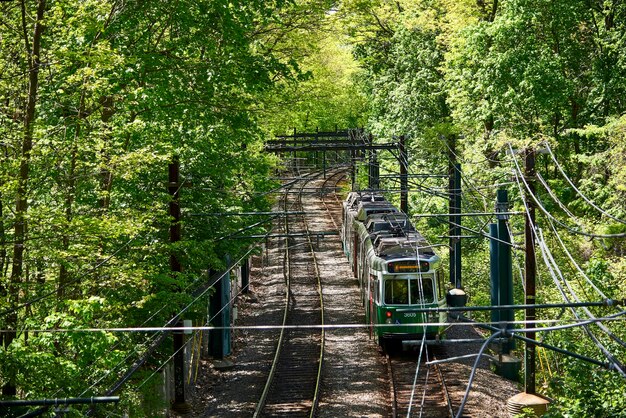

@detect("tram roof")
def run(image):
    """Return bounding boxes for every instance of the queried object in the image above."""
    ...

[346,191,386,208]
[366,213,412,233]
[374,234,435,259]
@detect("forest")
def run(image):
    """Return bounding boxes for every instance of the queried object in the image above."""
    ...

[1,0,625,416]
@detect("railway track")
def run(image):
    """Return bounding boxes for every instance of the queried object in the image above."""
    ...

[387,346,454,418]
[318,170,348,232]
[253,168,329,418]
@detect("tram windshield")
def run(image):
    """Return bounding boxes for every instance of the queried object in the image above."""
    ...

[383,275,434,305]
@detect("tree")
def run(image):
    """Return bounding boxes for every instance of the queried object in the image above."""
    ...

[0,0,319,412]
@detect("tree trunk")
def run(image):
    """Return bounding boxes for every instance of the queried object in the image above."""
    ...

[58,142,78,300]
[0,192,6,291]
[3,0,46,397]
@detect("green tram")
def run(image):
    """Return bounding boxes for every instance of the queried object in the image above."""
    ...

[342,192,446,350]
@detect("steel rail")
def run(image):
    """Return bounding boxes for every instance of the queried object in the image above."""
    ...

[303,170,343,417]
[305,167,348,415]
[319,169,348,232]
[252,175,295,418]
[253,168,328,417]
[387,348,456,417]
[387,354,399,417]
[432,355,455,418]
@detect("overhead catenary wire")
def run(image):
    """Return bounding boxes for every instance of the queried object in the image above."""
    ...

[541,217,626,349]
[536,172,578,220]
[535,228,626,377]
[504,146,626,240]
[544,141,626,225]
[412,334,428,418]
[533,171,626,238]
[508,147,626,377]
[129,166,328,399]
[5,314,626,334]
[75,166,300,407]
[508,147,614,299]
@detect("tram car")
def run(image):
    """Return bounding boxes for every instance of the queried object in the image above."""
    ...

[342,191,447,350]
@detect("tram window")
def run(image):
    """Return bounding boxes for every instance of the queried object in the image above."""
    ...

[384,279,409,305]
[410,277,434,303]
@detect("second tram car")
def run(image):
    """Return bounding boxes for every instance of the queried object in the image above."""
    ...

[342,191,446,350]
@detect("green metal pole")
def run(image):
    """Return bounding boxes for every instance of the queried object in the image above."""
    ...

[453,163,462,288]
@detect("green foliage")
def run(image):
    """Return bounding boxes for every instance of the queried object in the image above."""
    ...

[2,0,626,415]
[259,6,368,133]
[0,0,335,414]
[545,359,626,418]
[338,0,626,414]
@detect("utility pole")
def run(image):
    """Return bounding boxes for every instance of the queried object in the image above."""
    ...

[367,134,380,190]
[367,133,372,188]
[399,135,408,214]
[169,158,181,274]
[489,223,500,325]
[169,157,190,413]
[448,135,461,288]
[496,189,514,354]
[315,127,319,171]
[524,149,537,394]
[506,149,548,418]
[350,129,356,190]
[241,258,250,294]
[371,151,379,190]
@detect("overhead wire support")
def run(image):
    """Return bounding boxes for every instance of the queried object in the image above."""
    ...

[187,211,306,217]
[168,156,190,414]
[378,174,449,179]
[413,211,522,218]
[265,142,399,152]
[273,131,351,139]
